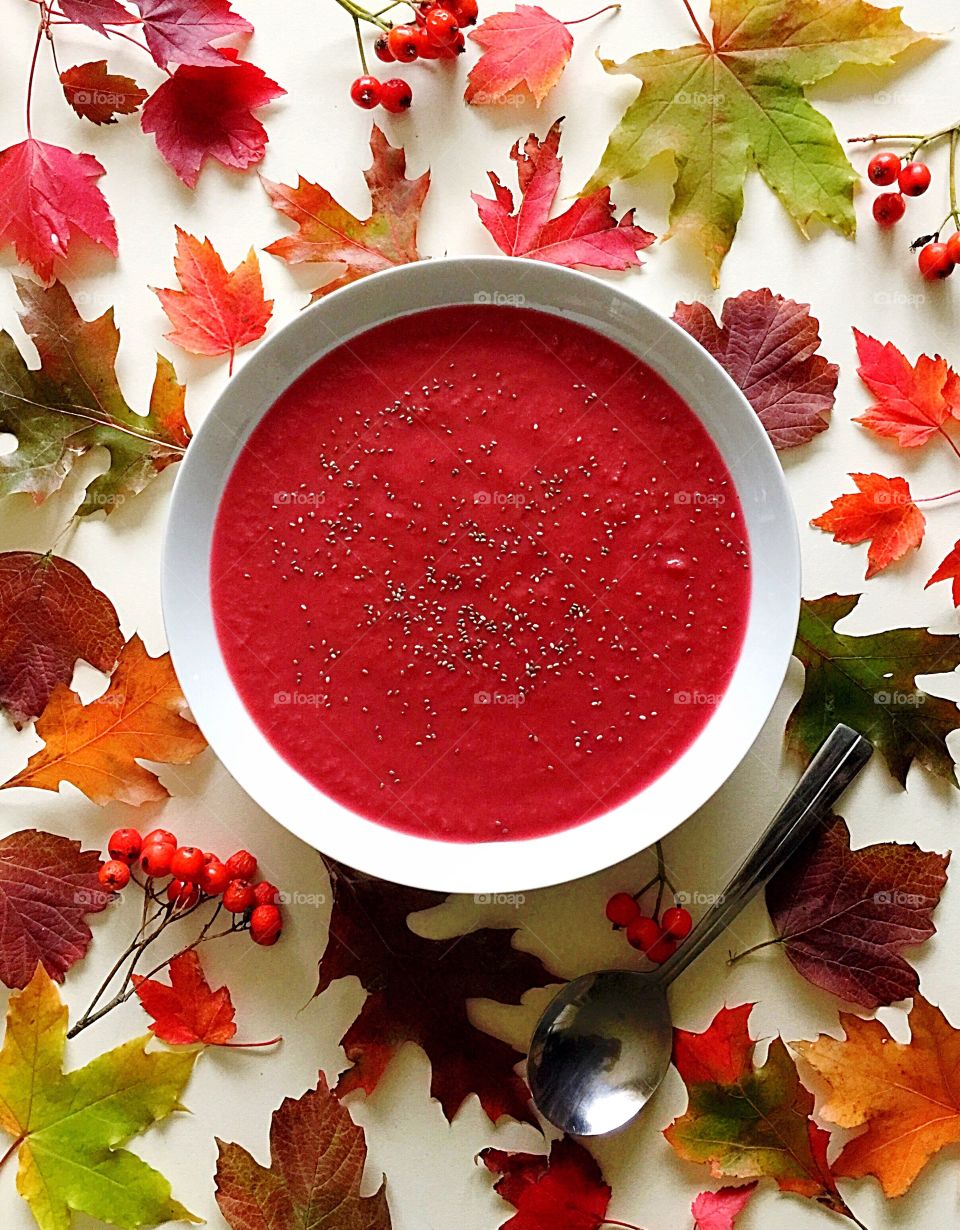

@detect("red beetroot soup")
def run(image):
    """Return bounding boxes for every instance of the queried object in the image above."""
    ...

[211,305,750,842]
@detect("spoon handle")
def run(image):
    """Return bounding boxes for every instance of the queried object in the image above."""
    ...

[653,724,872,987]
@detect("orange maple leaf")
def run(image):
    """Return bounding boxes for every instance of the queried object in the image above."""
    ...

[927,539,960,606]
[853,329,960,449]
[466,5,573,106]
[154,228,273,374]
[811,472,925,578]
[133,951,239,1045]
[1,635,206,805]
[795,996,960,1198]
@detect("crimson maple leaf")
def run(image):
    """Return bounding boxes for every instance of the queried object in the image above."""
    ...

[134,0,252,68]
[927,540,960,606]
[481,1137,611,1229]
[0,139,117,280]
[853,329,960,447]
[59,0,137,34]
[466,5,573,106]
[473,120,653,269]
[141,51,284,188]
[811,472,925,578]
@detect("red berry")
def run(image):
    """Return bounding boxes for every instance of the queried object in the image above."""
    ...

[167,878,200,907]
[253,881,281,906]
[140,841,175,877]
[387,24,419,62]
[425,6,459,42]
[605,892,640,928]
[199,858,230,896]
[143,828,176,849]
[947,232,960,265]
[867,152,901,186]
[899,161,931,197]
[381,77,413,113]
[646,934,679,964]
[411,26,440,57]
[872,191,905,226]
[223,879,255,913]
[225,850,258,880]
[250,904,283,946]
[350,74,382,109]
[99,859,130,891]
[661,905,693,940]
[919,242,954,280]
[107,827,142,864]
[374,33,395,62]
[170,846,205,882]
[452,0,477,25]
[625,915,661,953]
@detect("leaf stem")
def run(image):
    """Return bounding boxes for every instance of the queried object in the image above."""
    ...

[678,0,709,45]
[727,935,782,965]
[0,1136,24,1172]
[916,485,960,505]
[25,17,44,137]
[564,4,620,26]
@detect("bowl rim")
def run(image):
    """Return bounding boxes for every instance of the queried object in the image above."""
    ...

[161,255,801,893]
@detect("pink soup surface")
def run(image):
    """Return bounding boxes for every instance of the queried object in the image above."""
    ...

[211,305,750,842]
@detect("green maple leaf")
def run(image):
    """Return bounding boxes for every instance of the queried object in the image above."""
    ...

[0,278,190,516]
[586,0,929,282]
[789,593,960,788]
[0,965,200,1230]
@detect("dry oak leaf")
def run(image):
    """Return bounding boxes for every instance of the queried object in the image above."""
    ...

[586,0,927,283]
[0,277,190,515]
[796,996,960,1198]
[466,5,573,106]
[141,50,285,189]
[215,1071,391,1230]
[0,829,109,990]
[60,60,148,123]
[853,329,960,448]
[0,139,117,281]
[0,965,199,1230]
[811,472,925,579]
[0,634,207,806]
[787,593,960,788]
[154,228,273,373]
[59,0,138,34]
[0,551,123,727]
[764,813,949,1009]
[480,1137,611,1229]
[134,0,253,68]
[473,120,654,270]
[134,950,238,1046]
[316,860,560,1126]
[665,1003,855,1220]
[264,123,428,301]
[673,289,837,449]
[927,540,960,607]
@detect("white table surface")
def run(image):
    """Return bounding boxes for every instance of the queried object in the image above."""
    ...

[1,1,959,1227]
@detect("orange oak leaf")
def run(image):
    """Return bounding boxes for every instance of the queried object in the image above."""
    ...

[154,228,273,373]
[853,329,960,448]
[811,472,925,578]
[133,950,237,1045]
[466,5,573,106]
[0,635,206,806]
[0,139,117,281]
[473,120,654,270]
[263,124,428,301]
[927,540,960,606]
[796,997,960,1197]
[60,61,147,123]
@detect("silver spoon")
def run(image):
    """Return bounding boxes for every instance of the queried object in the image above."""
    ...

[528,724,873,1136]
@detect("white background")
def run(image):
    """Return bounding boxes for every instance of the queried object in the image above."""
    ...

[1,1,959,1227]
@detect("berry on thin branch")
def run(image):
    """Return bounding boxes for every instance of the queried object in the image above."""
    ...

[603,841,693,965]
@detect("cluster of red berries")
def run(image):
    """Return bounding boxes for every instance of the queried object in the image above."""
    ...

[867,152,960,280]
[350,0,478,112]
[99,828,283,946]
[605,892,692,964]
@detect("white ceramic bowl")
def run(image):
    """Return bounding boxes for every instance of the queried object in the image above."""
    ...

[162,257,800,893]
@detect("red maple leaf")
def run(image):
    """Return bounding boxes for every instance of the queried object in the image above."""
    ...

[59,0,137,34]
[473,120,653,269]
[141,51,284,188]
[811,472,925,578]
[853,329,960,448]
[673,289,838,449]
[134,0,253,68]
[481,1137,611,1230]
[60,61,148,124]
[927,540,960,606]
[134,950,238,1045]
[153,228,273,372]
[691,1185,757,1230]
[466,5,573,106]
[0,139,117,280]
